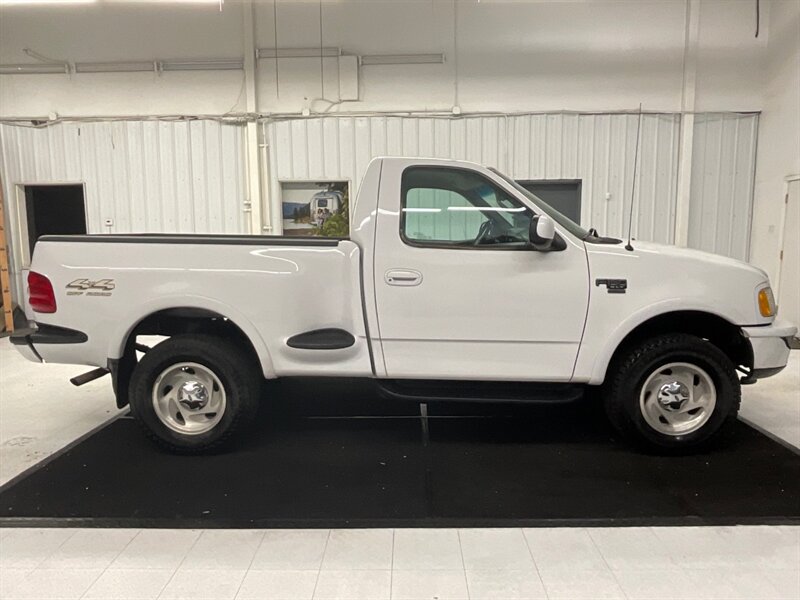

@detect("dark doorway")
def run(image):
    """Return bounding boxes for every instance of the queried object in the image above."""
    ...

[25,185,86,256]
[518,180,582,224]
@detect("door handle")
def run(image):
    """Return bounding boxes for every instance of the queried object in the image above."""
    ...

[385,269,423,286]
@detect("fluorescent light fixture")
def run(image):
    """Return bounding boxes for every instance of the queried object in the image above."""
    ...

[403,208,442,213]
[0,0,96,5]
[75,61,156,73]
[447,206,527,212]
[257,47,341,59]
[0,63,69,74]
[159,58,242,71]
[360,53,445,66]
[109,0,222,3]
[1,0,220,3]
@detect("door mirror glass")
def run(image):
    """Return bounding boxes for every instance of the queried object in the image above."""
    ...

[529,214,555,251]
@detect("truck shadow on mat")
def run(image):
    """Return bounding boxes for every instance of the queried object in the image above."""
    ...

[0,377,798,528]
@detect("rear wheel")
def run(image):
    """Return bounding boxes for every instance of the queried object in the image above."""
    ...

[129,334,260,453]
[603,333,740,453]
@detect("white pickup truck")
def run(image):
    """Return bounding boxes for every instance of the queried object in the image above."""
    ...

[11,157,796,454]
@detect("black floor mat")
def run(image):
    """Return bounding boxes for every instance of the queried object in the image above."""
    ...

[1,379,798,528]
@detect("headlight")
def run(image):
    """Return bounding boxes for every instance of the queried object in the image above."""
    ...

[758,286,776,318]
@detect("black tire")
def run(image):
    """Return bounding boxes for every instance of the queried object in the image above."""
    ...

[128,334,261,453]
[603,333,740,453]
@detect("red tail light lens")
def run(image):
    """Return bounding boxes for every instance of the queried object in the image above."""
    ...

[28,271,57,313]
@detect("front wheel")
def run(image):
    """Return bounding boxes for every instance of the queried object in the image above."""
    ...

[603,333,740,453]
[128,334,260,453]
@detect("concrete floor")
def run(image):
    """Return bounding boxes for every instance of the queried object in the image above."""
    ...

[0,341,124,486]
[739,350,800,449]
[0,342,798,599]
[0,525,798,599]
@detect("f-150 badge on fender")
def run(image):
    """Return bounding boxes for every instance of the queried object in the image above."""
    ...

[595,278,627,294]
[66,278,115,297]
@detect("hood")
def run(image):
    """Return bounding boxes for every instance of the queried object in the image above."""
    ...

[624,240,769,281]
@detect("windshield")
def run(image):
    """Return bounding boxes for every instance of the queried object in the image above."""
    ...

[489,168,590,240]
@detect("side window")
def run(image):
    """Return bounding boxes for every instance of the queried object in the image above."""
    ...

[401,167,532,248]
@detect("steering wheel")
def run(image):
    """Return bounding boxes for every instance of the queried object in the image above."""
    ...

[473,219,495,246]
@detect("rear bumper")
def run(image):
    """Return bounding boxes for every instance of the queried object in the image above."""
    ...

[9,323,88,363]
[742,320,797,379]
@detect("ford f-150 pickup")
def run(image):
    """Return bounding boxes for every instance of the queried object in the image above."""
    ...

[11,157,797,453]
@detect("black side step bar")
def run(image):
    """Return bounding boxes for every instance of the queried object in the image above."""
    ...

[377,379,585,404]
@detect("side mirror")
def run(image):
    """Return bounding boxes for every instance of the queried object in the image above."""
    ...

[529,214,555,251]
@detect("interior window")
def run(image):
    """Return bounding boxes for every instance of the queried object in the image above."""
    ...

[401,167,532,248]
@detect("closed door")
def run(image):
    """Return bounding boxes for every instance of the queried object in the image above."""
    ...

[778,179,799,326]
[373,160,590,382]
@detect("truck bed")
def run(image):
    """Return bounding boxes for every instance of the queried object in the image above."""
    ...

[26,234,372,379]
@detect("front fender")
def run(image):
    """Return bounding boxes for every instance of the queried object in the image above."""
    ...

[578,298,743,385]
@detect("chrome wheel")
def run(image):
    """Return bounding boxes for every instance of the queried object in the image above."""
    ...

[639,362,716,436]
[152,362,226,435]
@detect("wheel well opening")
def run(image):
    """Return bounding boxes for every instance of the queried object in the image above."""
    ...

[112,308,260,408]
[608,311,752,375]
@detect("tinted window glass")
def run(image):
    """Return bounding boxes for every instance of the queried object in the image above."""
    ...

[490,168,589,240]
[401,167,532,248]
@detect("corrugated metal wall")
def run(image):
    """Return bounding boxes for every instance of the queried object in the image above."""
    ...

[0,120,248,299]
[688,113,758,261]
[0,112,758,304]
[265,113,683,244]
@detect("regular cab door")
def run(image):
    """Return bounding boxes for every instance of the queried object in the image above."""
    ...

[372,160,590,381]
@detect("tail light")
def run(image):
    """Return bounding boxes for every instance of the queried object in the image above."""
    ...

[28,271,57,313]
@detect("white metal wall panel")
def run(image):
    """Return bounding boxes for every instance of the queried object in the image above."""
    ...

[266,113,682,244]
[0,112,758,305]
[688,113,758,261]
[265,115,512,230]
[509,113,681,244]
[0,120,247,300]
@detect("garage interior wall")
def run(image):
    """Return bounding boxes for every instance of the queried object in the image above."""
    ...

[688,113,759,261]
[750,0,800,285]
[0,0,792,305]
[0,0,768,117]
[267,113,684,244]
[0,110,761,303]
[267,112,758,254]
[0,120,248,300]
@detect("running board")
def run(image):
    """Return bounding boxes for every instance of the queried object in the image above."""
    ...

[376,379,585,404]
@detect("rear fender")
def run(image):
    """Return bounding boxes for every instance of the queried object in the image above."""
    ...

[109,294,276,379]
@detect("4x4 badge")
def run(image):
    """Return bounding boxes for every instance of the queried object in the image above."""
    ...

[66,278,115,297]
